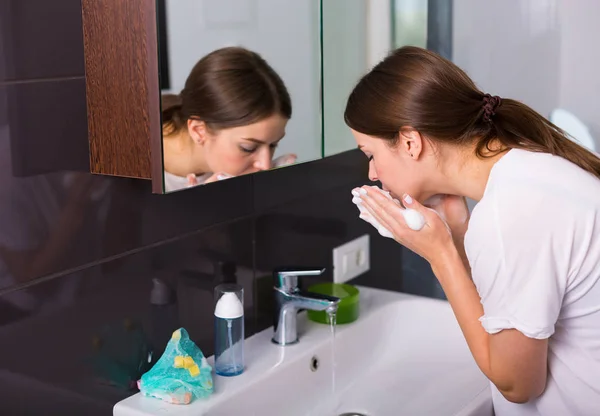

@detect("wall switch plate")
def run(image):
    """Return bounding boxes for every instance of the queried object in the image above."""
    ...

[333,234,370,283]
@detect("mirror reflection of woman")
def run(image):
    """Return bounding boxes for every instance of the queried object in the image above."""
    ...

[161,47,296,192]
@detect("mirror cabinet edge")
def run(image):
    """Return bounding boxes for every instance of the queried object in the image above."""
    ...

[81,0,164,193]
[146,0,165,194]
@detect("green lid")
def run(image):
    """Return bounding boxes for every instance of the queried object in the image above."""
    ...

[307,283,359,325]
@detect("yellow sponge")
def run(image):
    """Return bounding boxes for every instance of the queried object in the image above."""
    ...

[173,356,184,368]
[183,356,195,369]
[172,329,181,340]
[188,364,200,378]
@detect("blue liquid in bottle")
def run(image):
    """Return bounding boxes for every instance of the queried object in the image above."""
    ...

[214,291,244,376]
[214,315,244,376]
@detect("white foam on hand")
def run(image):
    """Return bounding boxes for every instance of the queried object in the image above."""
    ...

[351,186,426,236]
[402,208,426,231]
[352,196,395,238]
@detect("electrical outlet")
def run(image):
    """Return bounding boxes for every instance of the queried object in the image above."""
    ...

[333,234,370,283]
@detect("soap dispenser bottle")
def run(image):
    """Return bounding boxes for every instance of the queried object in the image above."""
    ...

[214,284,244,376]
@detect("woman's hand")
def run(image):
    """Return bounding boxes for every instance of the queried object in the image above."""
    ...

[355,186,456,265]
[187,172,234,187]
[424,194,471,271]
[272,153,297,168]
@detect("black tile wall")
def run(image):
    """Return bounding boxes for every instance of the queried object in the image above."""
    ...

[252,150,368,212]
[0,0,85,81]
[3,78,90,176]
[0,1,440,414]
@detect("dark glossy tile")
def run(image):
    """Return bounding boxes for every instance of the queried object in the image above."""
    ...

[2,79,90,176]
[0,169,254,295]
[252,149,368,213]
[0,218,254,415]
[0,0,85,82]
[0,79,5,127]
[139,174,254,247]
[398,248,444,299]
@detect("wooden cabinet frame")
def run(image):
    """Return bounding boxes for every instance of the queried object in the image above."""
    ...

[81,0,164,193]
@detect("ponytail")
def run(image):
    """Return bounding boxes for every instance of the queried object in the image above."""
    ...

[477,98,600,180]
[161,93,184,136]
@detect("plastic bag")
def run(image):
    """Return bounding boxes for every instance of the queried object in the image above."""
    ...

[139,328,213,404]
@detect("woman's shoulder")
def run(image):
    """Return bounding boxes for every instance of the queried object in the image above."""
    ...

[469,160,600,258]
[469,151,598,238]
[486,149,600,208]
[492,149,598,185]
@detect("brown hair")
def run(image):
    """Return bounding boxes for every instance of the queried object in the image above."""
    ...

[162,46,292,136]
[345,46,600,179]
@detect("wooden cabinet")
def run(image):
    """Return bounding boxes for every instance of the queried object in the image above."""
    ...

[81,0,163,193]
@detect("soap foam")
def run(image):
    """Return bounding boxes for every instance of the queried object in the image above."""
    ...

[352,186,426,234]
[402,208,426,231]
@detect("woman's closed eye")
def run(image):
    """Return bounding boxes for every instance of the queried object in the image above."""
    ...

[240,145,257,154]
[240,143,278,154]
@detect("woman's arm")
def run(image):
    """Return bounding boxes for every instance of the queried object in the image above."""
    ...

[432,246,548,403]
[451,234,470,274]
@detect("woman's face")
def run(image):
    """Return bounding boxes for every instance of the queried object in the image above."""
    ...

[352,128,440,202]
[190,114,288,177]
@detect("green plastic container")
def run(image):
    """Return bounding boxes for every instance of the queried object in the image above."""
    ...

[307,283,359,325]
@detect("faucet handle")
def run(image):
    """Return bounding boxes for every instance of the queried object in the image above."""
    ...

[273,267,325,292]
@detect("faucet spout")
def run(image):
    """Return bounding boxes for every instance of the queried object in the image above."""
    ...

[272,268,340,345]
[279,289,340,313]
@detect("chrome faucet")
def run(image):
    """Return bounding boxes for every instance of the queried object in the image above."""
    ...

[272,268,340,346]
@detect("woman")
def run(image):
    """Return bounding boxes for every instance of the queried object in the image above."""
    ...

[347,46,600,415]
[161,47,296,192]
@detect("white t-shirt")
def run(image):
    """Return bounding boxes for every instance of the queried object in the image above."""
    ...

[465,149,600,415]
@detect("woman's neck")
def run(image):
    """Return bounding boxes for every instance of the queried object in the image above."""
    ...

[439,142,508,202]
[162,129,210,177]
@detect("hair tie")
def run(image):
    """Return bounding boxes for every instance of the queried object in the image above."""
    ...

[482,94,502,122]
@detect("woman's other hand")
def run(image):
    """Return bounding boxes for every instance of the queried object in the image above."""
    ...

[186,174,199,187]
[424,194,470,242]
[424,194,471,271]
[188,172,234,187]
[272,153,297,168]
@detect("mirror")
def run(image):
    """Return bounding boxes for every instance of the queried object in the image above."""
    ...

[157,0,323,193]
[320,0,391,157]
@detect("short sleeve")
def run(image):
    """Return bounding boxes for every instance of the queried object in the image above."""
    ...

[467,187,569,340]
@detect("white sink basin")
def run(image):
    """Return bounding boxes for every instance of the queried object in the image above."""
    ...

[114,287,492,416]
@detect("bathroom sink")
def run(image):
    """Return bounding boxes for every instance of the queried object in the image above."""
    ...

[114,287,492,416]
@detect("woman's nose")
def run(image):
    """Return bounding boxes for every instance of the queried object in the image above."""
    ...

[253,151,272,171]
[368,162,378,182]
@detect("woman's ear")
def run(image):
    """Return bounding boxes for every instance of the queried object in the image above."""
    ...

[188,119,207,146]
[399,129,424,159]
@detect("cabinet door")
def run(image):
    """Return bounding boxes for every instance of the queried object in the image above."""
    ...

[81,0,163,193]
